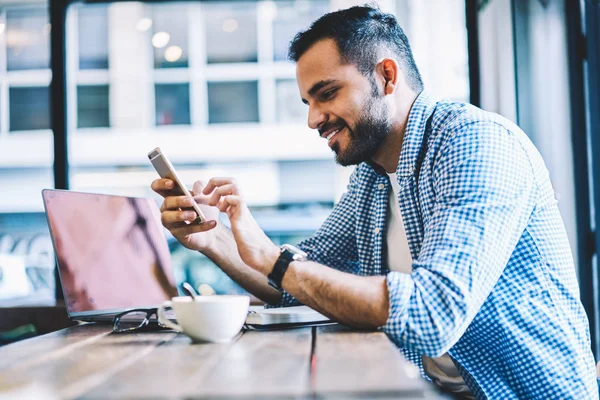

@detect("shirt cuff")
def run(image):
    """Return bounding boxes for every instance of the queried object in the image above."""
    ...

[383,271,415,337]
[264,288,301,309]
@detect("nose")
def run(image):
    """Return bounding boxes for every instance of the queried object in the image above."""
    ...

[307,104,327,131]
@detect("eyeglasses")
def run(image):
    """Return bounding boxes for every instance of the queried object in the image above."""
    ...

[112,308,161,333]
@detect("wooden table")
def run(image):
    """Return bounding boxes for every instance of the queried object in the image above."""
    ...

[0,323,447,399]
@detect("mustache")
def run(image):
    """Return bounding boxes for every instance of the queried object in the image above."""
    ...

[318,121,347,137]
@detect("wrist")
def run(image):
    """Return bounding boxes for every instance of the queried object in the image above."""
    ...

[266,244,308,291]
[261,245,281,276]
[197,223,228,254]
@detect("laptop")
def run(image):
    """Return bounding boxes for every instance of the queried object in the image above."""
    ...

[42,189,179,323]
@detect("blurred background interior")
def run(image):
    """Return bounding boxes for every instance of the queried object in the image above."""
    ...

[0,0,598,356]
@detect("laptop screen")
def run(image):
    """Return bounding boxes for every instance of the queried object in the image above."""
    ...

[42,190,178,316]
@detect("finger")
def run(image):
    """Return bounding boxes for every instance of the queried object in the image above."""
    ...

[192,194,211,206]
[202,177,236,195]
[170,220,217,236]
[216,196,242,215]
[216,197,230,213]
[209,184,239,206]
[161,210,201,227]
[151,179,175,197]
[191,181,213,205]
[223,195,243,207]
[192,180,207,196]
[162,195,196,211]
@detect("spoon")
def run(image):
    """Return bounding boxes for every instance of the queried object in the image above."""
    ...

[181,282,198,299]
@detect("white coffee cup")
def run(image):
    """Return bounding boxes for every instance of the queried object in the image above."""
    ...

[157,295,250,343]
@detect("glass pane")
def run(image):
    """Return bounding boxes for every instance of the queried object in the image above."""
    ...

[57,0,471,304]
[204,2,257,64]
[152,4,189,68]
[279,161,335,203]
[9,87,50,131]
[395,0,469,101]
[6,8,50,71]
[276,79,305,123]
[272,1,328,61]
[0,212,56,306]
[78,5,109,70]
[207,81,258,124]
[77,85,110,128]
[155,83,190,125]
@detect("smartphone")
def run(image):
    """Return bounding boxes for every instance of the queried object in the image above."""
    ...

[148,147,206,224]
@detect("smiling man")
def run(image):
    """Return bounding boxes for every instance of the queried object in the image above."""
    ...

[152,6,598,399]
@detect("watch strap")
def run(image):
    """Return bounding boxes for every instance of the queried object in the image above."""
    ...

[267,249,295,292]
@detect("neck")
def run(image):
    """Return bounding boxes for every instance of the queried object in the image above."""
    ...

[371,92,419,173]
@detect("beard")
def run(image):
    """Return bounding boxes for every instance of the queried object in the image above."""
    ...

[330,93,391,167]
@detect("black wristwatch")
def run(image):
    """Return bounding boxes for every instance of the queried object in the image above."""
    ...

[267,244,308,291]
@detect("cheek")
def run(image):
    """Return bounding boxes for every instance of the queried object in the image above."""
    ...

[332,102,360,129]
[343,91,373,124]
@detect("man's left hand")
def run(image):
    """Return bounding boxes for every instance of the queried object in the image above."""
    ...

[202,177,280,275]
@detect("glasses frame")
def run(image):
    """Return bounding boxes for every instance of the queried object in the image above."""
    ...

[112,308,161,333]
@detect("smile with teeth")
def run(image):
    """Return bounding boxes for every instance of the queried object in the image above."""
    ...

[326,127,342,142]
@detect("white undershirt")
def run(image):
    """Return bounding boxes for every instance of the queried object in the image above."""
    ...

[386,172,474,398]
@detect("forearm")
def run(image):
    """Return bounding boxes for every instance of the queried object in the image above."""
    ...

[281,260,389,329]
[201,225,282,305]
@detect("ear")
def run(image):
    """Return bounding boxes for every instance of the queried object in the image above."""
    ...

[376,58,399,96]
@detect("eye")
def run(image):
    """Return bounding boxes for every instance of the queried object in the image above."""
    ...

[322,88,338,100]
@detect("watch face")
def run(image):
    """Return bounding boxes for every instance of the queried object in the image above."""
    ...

[281,244,308,260]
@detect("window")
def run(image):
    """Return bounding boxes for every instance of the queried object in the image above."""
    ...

[155,83,190,125]
[394,0,469,102]
[6,8,50,71]
[276,79,304,123]
[204,2,258,64]
[77,85,110,128]
[207,81,259,124]
[9,87,50,131]
[272,1,328,61]
[78,5,109,69]
[0,0,471,305]
[152,4,189,69]
[0,5,55,306]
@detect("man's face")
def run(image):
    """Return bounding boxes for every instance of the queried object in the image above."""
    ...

[296,39,391,166]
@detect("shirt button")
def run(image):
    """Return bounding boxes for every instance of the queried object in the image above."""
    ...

[409,166,414,174]
[378,183,385,190]
[374,228,381,234]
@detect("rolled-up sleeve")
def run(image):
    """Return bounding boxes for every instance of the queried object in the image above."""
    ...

[384,121,538,357]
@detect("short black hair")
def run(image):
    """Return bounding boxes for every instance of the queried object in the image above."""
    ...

[288,5,424,93]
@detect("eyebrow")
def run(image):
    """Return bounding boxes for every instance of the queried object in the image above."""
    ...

[302,79,340,104]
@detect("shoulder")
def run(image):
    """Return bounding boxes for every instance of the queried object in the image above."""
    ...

[431,100,528,149]
[427,101,543,182]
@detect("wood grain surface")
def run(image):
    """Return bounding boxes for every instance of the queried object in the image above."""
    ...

[0,323,441,399]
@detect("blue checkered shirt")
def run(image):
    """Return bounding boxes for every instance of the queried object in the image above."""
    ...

[272,91,598,399]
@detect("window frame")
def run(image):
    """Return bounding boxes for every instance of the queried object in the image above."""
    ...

[582,0,600,358]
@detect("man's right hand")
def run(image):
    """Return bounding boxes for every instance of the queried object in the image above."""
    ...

[151,179,222,252]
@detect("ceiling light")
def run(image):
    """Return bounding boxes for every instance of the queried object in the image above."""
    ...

[136,18,153,32]
[164,45,182,62]
[152,31,170,48]
[222,18,238,33]
[0,24,5,35]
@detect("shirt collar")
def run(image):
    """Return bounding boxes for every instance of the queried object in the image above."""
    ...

[395,90,437,177]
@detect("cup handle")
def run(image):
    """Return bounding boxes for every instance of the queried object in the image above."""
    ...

[157,301,183,332]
